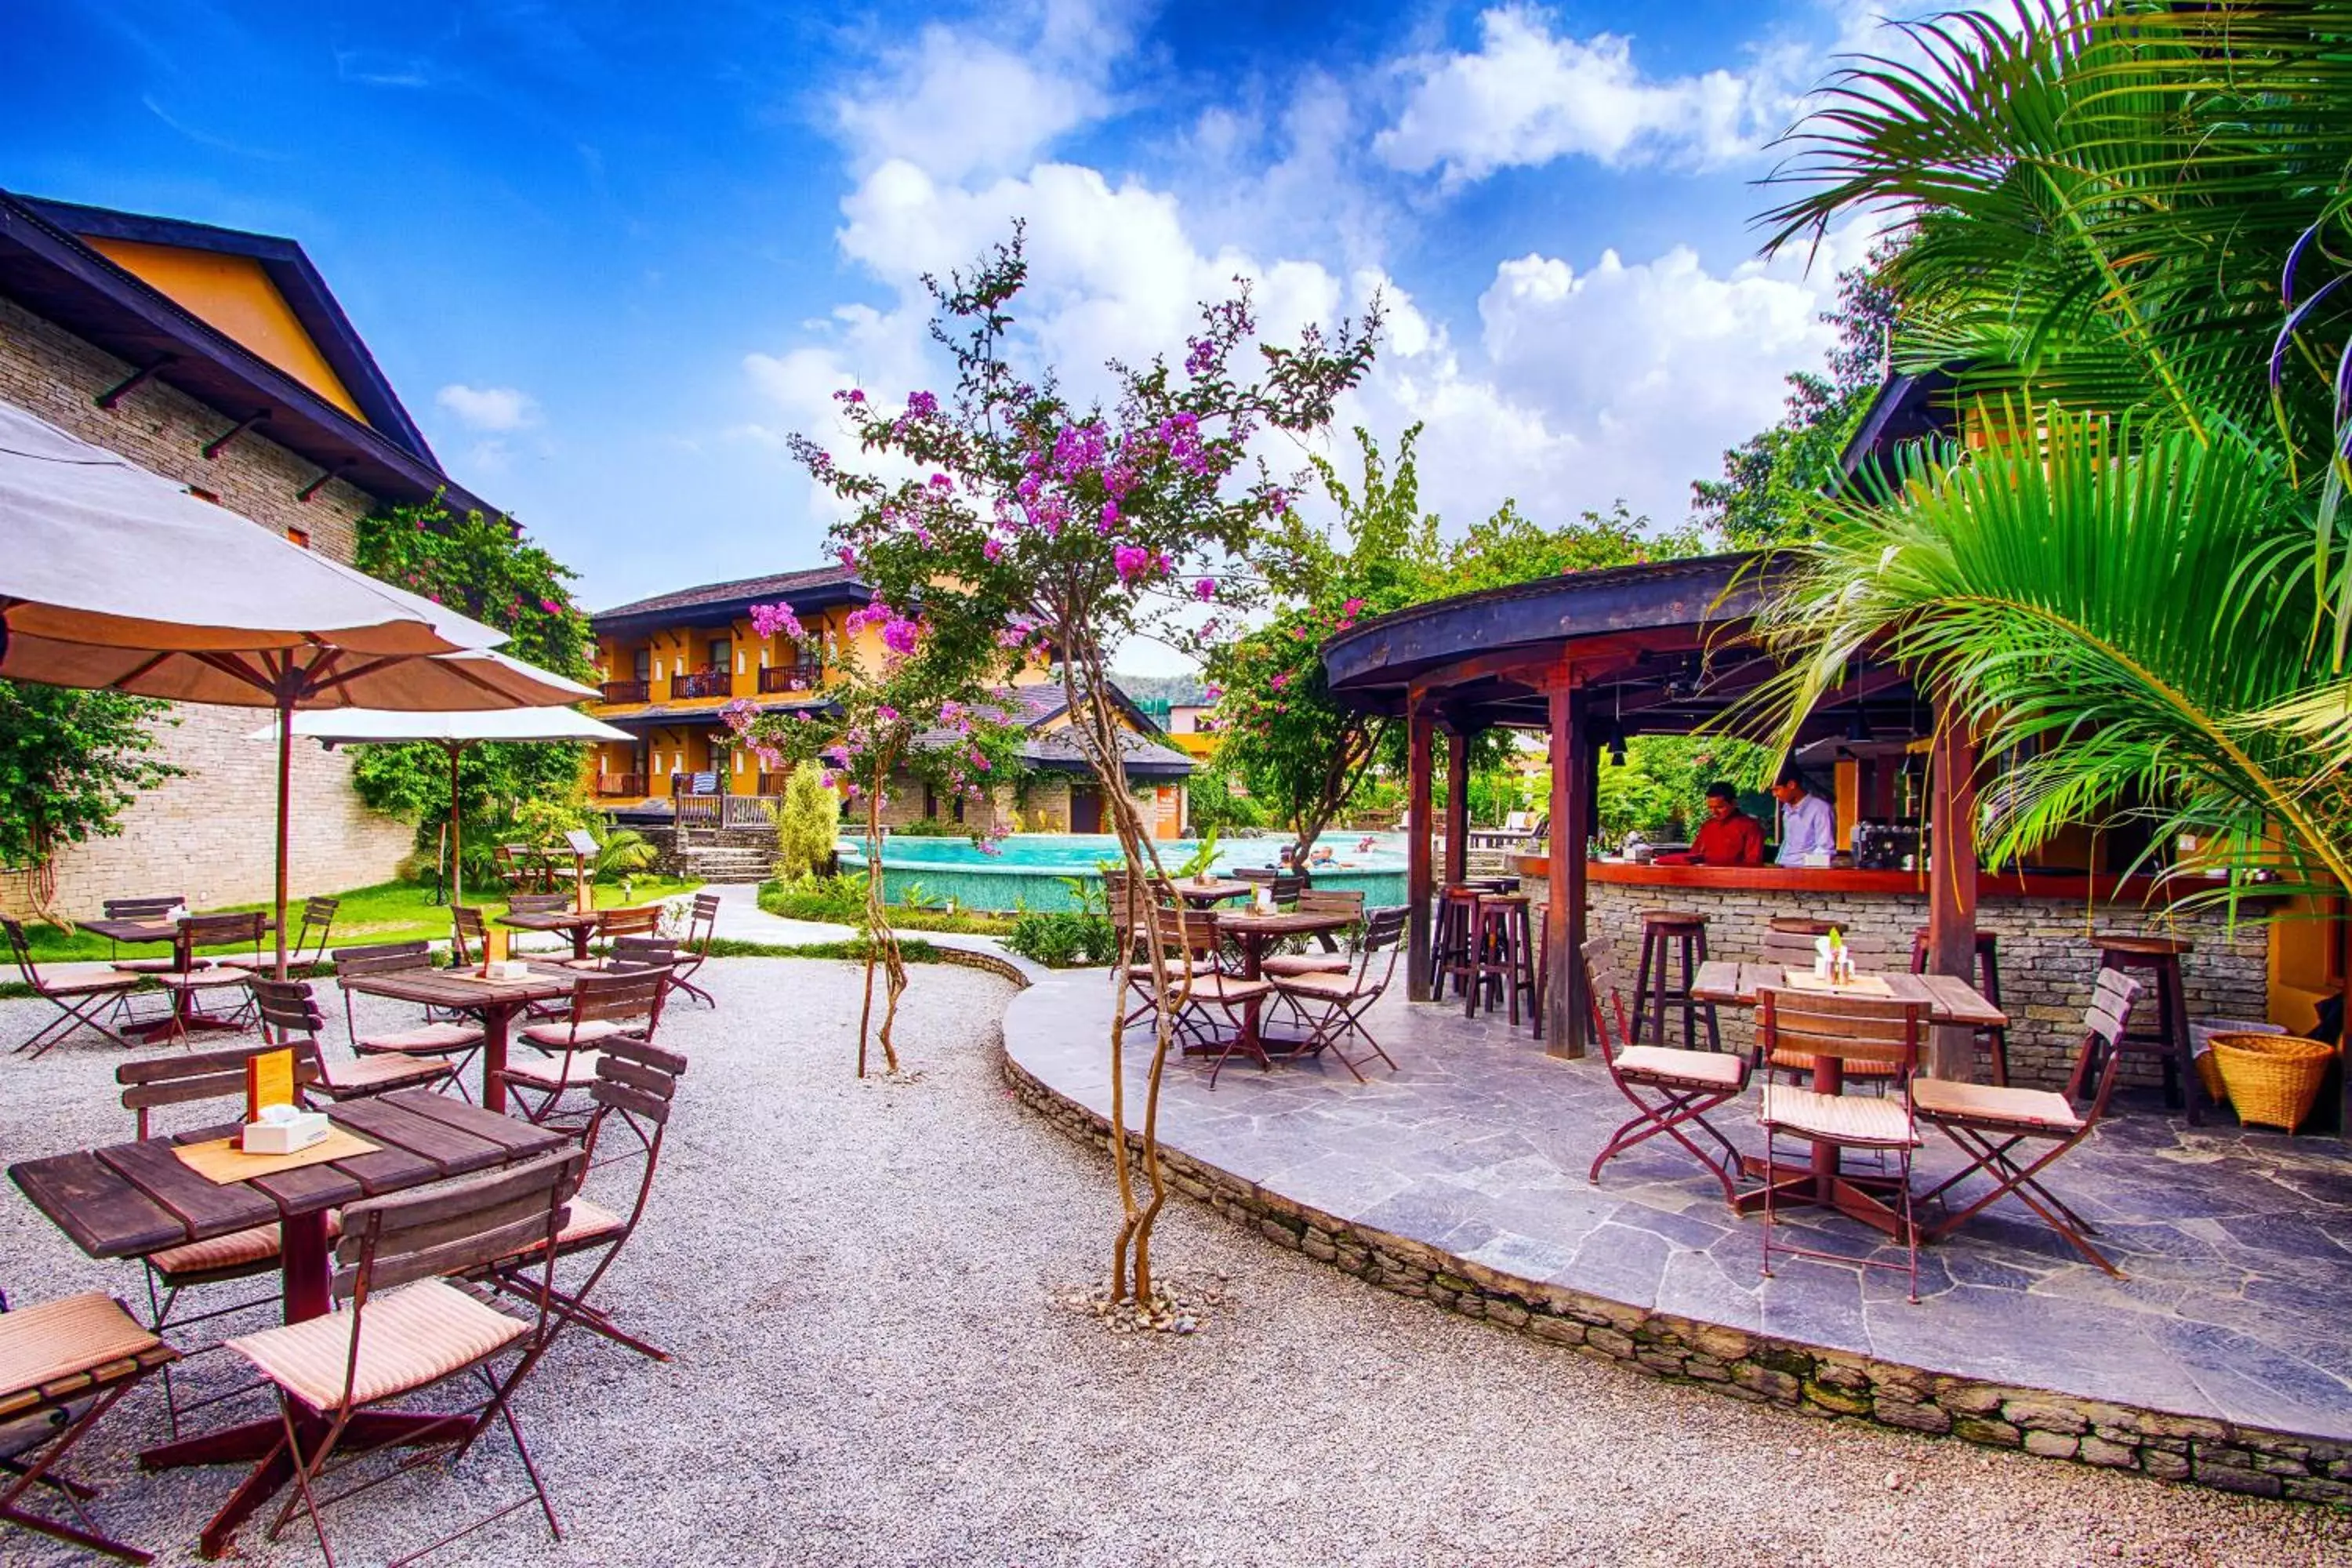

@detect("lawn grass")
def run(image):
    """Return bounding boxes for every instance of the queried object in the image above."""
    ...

[22,876,701,964]
[757,879,1018,936]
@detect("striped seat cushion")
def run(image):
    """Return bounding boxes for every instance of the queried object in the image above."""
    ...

[519,1018,629,1050]
[318,1054,456,1094]
[358,1022,485,1055]
[1260,953,1351,978]
[0,1293,165,1402]
[149,1211,344,1280]
[504,1196,626,1259]
[1913,1076,2082,1133]
[156,967,252,991]
[38,963,143,994]
[1767,1049,1896,1080]
[226,1278,529,1411]
[1760,1083,1917,1147]
[503,1051,604,1089]
[1614,1044,1746,1091]
[1269,970,1369,1002]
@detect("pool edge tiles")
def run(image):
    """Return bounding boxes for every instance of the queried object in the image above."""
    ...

[844,832,1412,913]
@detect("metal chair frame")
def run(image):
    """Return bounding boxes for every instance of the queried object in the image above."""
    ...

[500,970,669,1128]
[332,943,483,1097]
[0,1294,180,1565]
[1914,969,2143,1276]
[483,1036,687,1360]
[230,1149,585,1568]
[1265,906,1406,1083]
[251,978,460,1103]
[1755,987,1928,1302]
[2,916,139,1055]
[152,913,266,1044]
[1582,936,1751,1203]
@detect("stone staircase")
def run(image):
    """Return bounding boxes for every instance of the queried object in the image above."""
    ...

[677,844,775,884]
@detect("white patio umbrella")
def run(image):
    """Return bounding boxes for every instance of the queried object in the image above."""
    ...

[250,706,633,906]
[0,398,591,975]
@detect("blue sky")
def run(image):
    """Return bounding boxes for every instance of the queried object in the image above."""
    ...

[8,2,1914,661]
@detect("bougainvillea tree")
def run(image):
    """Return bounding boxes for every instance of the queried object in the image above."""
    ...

[721,597,1024,1076]
[791,230,1379,1308]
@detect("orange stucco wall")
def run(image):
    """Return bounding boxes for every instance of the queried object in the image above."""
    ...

[86,238,368,421]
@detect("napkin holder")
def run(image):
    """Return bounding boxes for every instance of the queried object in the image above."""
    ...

[241,1102,330,1155]
[483,958,529,981]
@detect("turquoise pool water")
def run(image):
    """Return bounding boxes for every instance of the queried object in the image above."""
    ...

[844,833,1410,913]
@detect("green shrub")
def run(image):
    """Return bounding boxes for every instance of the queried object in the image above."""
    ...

[1005,909,1117,968]
[771,761,840,880]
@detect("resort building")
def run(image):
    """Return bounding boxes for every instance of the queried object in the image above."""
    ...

[583,568,1193,837]
[0,189,517,914]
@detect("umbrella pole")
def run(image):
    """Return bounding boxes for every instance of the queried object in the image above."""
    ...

[448,743,463,910]
[274,693,293,981]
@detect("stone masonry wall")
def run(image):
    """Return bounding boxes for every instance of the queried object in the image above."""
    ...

[1523,878,2269,1091]
[1001,1044,2352,1506]
[0,292,416,912]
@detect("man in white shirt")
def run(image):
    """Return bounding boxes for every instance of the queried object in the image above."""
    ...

[1771,768,1838,866]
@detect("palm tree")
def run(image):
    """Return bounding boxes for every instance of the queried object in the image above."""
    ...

[1744,0,2352,902]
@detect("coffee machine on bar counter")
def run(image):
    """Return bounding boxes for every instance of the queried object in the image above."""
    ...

[1852,818,1921,871]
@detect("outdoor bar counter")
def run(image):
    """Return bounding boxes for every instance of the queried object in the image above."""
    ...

[1508,853,2270,1087]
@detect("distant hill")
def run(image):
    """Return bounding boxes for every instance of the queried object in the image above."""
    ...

[1112,671,1210,709]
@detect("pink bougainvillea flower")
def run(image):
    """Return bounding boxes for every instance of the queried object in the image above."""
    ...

[837,546,858,570]
[1270,671,1290,689]
[1113,543,1154,581]
[1342,597,1365,618]
[983,537,1003,562]
[905,390,938,418]
[1193,576,1217,601]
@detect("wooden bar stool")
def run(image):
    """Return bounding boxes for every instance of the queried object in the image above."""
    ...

[1911,927,2010,1086]
[1466,894,1536,1024]
[2088,933,2199,1123]
[1633,910,1719,1052]
[1429,886,1483,1000]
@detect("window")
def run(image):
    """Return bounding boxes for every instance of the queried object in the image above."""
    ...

[707,638,729,673]
[284,525,310,549]
[633,648,651,683]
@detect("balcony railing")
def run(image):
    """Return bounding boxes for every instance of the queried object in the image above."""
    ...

[599,679,651,704]
[758,662,823,695]
[594,773,648,798]
[670,666,735,701]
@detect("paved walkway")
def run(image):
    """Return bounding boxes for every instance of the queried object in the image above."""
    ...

[1006,971,2352,1458]
[697,884,1046,981]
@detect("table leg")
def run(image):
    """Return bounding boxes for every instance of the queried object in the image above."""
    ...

[281,1210,332,1322]
[570,925,593,961]
[481,1000,513,1114]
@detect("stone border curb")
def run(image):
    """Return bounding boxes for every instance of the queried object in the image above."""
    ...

[996,1024,2351,1506]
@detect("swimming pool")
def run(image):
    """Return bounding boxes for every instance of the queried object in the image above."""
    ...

[844,833,1410,913]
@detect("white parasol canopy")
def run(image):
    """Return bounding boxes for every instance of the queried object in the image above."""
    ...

[0,397,590,971]
[251,706,630,906]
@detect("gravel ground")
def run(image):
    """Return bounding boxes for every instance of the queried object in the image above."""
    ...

[3,958,2348,1567]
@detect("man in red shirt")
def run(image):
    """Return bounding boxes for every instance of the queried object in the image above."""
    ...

[1661,782,1764,866]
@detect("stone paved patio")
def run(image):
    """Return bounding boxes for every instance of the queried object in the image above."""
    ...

[1006,972,2352,1450]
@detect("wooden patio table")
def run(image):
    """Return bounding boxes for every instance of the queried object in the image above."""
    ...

[8,1088,567,1559]
[496,908,602,960]
[1690,961,2009,1232]
[1211,909,1356,1057]
[83,916,275,1042]
[338,960,579,1114]
[1170,878,1254,909]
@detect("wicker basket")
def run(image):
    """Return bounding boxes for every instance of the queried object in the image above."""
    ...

[2207,1032,2335,1133]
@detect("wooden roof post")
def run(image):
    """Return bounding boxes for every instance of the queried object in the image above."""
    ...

[1546,667,1592,1058]
[1443,718,1472,887]
[1406,691,1436,1002]
[1925,702,1981,1079]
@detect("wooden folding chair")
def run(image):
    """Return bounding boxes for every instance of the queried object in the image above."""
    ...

[483,1036,687,1360]
[1262,889,1363,978]
[587,904,663,950]
[563,937,677,975]
[117,1041,324,1436]
[2,915,140,1055]
[1126,906,1270,1078]
[285,897,341,977]
[1754,926,1898,1087]
[332,943,485,1090]
[221,1149,585,1566]
[1265,906,1406,1083]
[1755,987,1929,1302]
[1913,968,2143,1276]
[152,913,265,1044]
[667,892,722,1007]
[0,1293,178,1564]
[503,970,669,1127]
[251,978,461,1102]
[1582,935,1751,1203]
[449,906,488,968]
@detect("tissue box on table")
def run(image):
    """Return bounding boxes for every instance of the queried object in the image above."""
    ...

[241,1104,331,1154]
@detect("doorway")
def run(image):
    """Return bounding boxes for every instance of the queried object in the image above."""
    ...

[1070,782,1102,834]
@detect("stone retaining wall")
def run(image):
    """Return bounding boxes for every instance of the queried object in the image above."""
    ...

[1525,879,2271,1090]
[1000,1043,2350,1505]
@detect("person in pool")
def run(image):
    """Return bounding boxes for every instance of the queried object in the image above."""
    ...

[1309,844,1337,868]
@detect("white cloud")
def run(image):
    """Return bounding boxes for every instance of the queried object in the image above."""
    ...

[1375,7,1788,183]
[434,383,539,432]
[831,1,1135,182]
